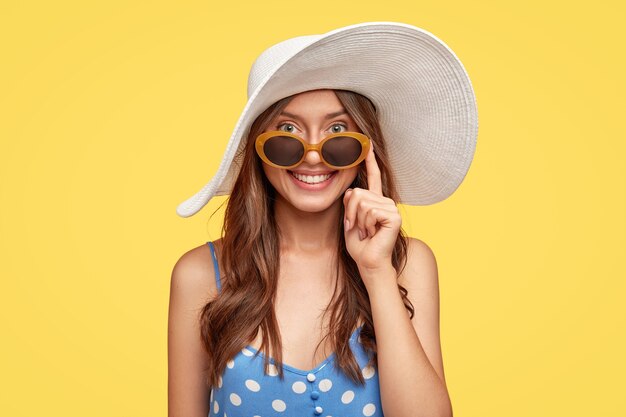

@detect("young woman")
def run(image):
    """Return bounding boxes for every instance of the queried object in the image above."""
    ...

[169,22,477,417]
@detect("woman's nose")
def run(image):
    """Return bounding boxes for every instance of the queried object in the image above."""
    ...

[303,148,322,164]
[302,137,324,165]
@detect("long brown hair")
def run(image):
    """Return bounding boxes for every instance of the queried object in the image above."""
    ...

[199,89,413,389]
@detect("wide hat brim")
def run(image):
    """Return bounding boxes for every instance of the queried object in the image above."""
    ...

[176,21,478,218]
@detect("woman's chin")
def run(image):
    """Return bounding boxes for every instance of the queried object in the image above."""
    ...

[275,192,339,214]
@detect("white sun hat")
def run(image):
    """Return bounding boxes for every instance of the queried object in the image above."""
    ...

[176,21,478,218]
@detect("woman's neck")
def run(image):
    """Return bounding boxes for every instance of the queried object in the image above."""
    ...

[273,195,342,253]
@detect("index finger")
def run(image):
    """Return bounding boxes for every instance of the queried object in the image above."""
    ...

[364,140,383,196]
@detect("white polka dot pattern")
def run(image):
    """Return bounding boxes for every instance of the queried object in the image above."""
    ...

[341,390,355,404]
[318,378,333,392]
[363,403,376,416]
[267,364,279,376]
[292,381,306,394]
[210,310,382,416]
[362,365,376,379]
[272,399,287,412]
[229,393,242,406]
[245,379,260,392]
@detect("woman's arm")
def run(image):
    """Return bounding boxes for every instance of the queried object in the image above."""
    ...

[342,145,451,416]
[168,246,217,417]
[360,237,452,417]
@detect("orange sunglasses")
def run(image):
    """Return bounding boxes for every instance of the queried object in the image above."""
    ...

[255,130,371,170]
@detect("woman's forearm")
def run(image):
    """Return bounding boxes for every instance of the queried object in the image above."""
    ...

[360,264,452,417]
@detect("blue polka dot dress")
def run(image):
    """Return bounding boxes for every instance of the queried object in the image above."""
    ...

[207,241,384,417]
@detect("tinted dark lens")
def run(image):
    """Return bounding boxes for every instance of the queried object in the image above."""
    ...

[263,135,304,166]
[322,136,363,167]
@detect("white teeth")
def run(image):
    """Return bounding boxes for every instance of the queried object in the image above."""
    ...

[290,171,334,184]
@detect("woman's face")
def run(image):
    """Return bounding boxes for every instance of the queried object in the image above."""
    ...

[260,89,362,213]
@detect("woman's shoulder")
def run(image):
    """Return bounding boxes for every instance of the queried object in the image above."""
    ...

[405,236,436,260]
[397,236,438,286]
[170,238,223,304]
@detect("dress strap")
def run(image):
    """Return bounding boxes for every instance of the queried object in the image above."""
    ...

[206,241,221,293]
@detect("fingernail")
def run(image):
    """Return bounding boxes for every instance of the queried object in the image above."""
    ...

[358,229,364,240]
[344,219,350,230]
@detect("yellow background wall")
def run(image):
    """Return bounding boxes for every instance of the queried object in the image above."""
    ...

[1,1,624,416]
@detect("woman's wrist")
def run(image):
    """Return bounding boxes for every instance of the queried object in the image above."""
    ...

[358,262,397,293]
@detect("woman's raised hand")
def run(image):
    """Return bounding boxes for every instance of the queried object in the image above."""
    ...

[342,141,402,275]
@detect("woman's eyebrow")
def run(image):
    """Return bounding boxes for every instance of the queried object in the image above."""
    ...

[279,109,348,120]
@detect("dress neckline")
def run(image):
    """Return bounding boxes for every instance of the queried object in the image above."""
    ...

[242,325,363,375]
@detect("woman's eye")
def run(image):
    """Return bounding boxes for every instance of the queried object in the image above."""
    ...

[277,123,296,133]
[330,123,348,133]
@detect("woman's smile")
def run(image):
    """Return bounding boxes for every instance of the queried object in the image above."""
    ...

[287,169,338,190]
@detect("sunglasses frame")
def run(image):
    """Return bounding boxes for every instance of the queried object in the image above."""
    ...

[255,130,371,170]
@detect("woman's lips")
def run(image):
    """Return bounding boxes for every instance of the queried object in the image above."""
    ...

[287,170,338,190]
